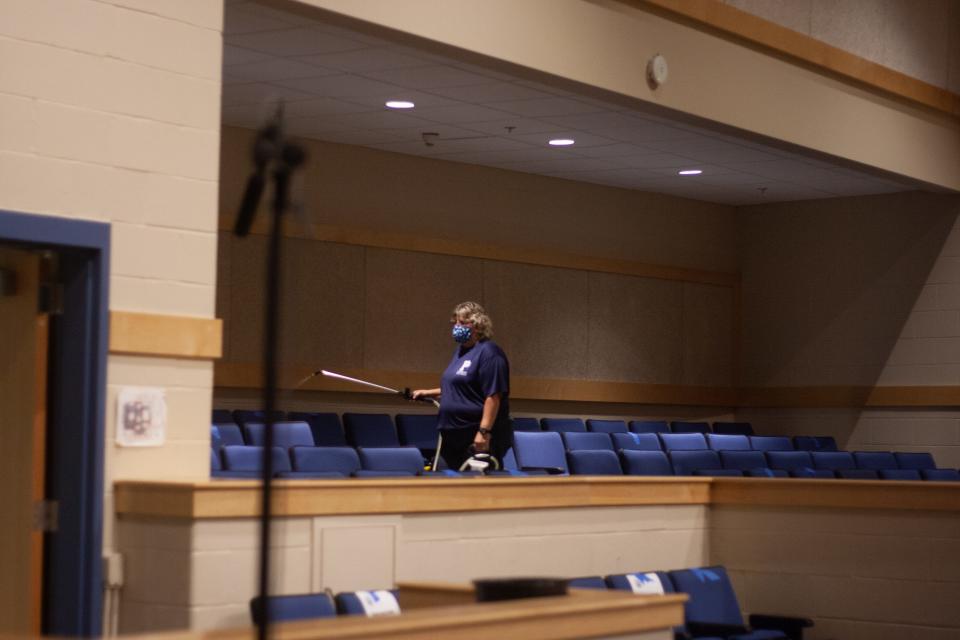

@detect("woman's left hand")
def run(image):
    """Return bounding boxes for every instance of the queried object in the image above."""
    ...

[473,429,490,453]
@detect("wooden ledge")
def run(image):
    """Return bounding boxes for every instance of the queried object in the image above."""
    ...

[114,476,711,519]
[110,311,222,360]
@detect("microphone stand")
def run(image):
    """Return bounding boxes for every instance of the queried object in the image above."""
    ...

[234,106,306,640]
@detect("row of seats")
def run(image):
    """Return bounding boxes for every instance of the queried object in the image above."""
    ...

[513,431,960,480]
[212,445,433,478]
[251,589,399,623]
[568,564,811,640]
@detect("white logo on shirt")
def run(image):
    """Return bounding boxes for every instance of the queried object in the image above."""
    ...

[456,360,472,376]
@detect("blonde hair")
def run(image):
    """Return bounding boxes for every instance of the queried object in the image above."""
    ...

[451,301,493,339]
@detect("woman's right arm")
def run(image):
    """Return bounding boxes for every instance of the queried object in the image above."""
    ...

[411,388,441,399]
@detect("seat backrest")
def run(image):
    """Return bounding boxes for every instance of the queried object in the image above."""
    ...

[287,412,347,447]
[211,425,222,449]
[719,450,768,471]
[894,452,936,470]
[619,450,672,476]
[670,421,711,433]
[669,566,743,627]
[629,420,670,434]
[214,422,244,447]
[513,431,568,473]
[586,419,628,433]
[221,445,292,474]
[568,576,608,590]
[244,421,314,449]
[746,468,789,478]
[250,593,336,624]
[705,434,750,451]
[212,409,234,424]
[511,417,541,431]
[660,432,707,451]
[711,421,754,436]
[232,409,285,426]
[343,413,400,447]
[853,451,898,470]
[611,432,661,451]
[541,417,587,432]
[793,435,838,451]
[837,468,879,479]
[670,450,722,476]
[562,431,614,451]
[880,469,922,480]
[210,447,221,472]
[395,414,439,450]
[766,450,813,471]
[749,435,794,451]
[291,446,360,476]
[335,590,400,617]
[356,447,423,475]
[922,469,960,481]
[605,571,675,594]
[567,450,623,475]
[811,451,855,470]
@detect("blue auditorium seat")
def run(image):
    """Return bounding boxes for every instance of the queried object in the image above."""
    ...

[568,576,608,590]
[720,451,777,476]
[562,431,614,451]
[893,452,936,470]
[286,446,361,478]
[611,432,662,451]
[671,421,711,433]
[244,421,314,449]
[586,419,628,433]
[922,469,960,481]
[853,451,898,470]
[793,435,838,452]
[343,413,400,448]
[513,431,568,474]
[620,450,673,476]
[250,593,337,624]
[790,468,836,479]
[712,422,754,436]
[356,447,423,476]
[221,445,291,477]
[335,590,400,617]
[211,425,223,449]
[879,469,922,480]
[606,571,675,594]
[836,469,879,479]
[670,450,725,476]
[567,450,623,475]
[287,412,347,447]
[629,420,669,434]
[232,409,285,426]
[511,417,541,431]
[212,409,233,424]
[660,432,708,451]
[765,451,815,477]
[746,468,789,478]
[210,448,221,472]
[706,434,751,451]
[214,422,244,446]
[541,417,587,432]
[669,566,806,640]
[395,414,440,452]
[749,436,793,451]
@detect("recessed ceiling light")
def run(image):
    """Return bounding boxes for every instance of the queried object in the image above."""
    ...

[385,100,415,109]
[678,169,703,175]
[548,138,575,146]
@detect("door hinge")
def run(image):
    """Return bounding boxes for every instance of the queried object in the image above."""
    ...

[33,500,59,532]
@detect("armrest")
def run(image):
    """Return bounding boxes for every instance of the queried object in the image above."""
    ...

[686,621,749,636]
[749,613,814,640]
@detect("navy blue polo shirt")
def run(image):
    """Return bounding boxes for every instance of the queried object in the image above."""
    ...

[438,339,510,431]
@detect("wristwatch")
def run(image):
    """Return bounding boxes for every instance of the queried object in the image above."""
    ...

[478,427,493,436]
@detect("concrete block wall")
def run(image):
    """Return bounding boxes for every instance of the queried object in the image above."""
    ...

[0,0,223,553]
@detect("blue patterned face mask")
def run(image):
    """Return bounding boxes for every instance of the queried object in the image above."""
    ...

[452,324,473,344]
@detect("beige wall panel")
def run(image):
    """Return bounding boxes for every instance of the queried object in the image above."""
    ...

[190,546,312,606]
[192,518,313,552]
[586,272,682,384]
[189,604,248,632]
[482,261,590,379]
[682,283,734,387]
[363,248,483,372]
[119,602,190,634]
[319,526,396,591]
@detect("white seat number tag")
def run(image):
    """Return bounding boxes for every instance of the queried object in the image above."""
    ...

[625,573,665,595]
[357,590,400,617]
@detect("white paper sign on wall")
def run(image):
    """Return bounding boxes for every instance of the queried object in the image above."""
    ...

[116,387,166,447]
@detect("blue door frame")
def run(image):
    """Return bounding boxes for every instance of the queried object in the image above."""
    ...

[0,209,108,636]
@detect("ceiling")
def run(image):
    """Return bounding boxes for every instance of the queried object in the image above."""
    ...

[221,1,916,206]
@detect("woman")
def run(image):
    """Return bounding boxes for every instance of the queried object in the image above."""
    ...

[412,301,512,471]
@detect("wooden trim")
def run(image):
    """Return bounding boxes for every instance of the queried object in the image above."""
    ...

[114,476,712,519]
[636,0,960,119]
[214,361,739,407]
[865,385,960,407]
[711,477,960,512]
[738,385,960,408]
[109,311,222,360]
[218,215,739,288]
